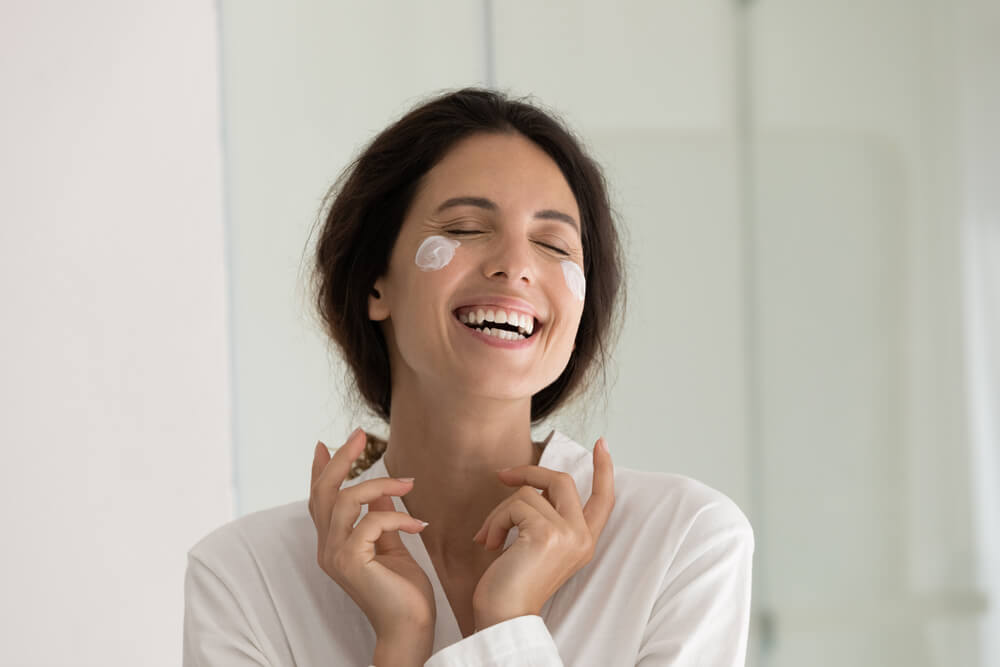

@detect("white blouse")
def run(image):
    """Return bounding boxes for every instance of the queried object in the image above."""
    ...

[184,429,754,666]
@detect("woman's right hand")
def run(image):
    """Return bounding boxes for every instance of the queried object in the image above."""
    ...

[309,427,436,639]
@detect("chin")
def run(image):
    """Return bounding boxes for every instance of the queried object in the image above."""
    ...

[455,376,545,402]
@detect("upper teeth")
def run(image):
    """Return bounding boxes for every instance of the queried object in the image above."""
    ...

[458,307,535,336]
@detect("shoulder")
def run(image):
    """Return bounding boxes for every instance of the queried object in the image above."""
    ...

[187,499,314,575]
[628,469,753,567]
[551,432,752,543]
[186,461,390,578]
[617,467,753,539]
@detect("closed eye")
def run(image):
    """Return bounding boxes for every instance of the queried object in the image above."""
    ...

[445,230,570,256]
[542,243,570,256]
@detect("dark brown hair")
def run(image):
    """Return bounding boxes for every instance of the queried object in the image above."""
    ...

[308,87,626,478]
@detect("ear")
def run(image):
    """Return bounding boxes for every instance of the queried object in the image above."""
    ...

[368,278,390,321]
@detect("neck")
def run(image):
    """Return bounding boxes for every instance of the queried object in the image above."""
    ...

[380,377,548,566]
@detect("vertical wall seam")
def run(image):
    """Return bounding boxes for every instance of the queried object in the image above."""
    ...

[733,0,771,663]
[213,0,241,519]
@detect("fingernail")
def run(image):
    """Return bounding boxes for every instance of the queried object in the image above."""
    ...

[397,477,415,484]
[599,438,609,453]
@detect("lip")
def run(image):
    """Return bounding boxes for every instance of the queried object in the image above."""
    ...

[452,295,543,323]
[452,311,539,349]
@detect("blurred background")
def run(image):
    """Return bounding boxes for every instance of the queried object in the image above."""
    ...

[2,1,997,665]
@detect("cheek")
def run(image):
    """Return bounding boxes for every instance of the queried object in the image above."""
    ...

[414,235,460,271]
[560,260,586,302]
[542,265,585,340]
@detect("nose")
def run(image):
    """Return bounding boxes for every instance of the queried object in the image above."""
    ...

[484,231,535,285]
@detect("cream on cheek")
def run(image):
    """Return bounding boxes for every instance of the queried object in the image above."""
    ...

[414,235,460,271]
[561,260,586,301]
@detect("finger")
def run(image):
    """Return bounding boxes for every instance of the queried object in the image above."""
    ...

[339,504,428,566]
[481,497,547,551]
[496,466,583,519]
[312,428,365,497]
[474,486,563,547]
[329,476,416,546]
[311,440,331,490]
[473,493,505,544]
[474,487,531,543]
[310,428,367,541]
[309,441,329,522]
[582,437,616,540]
[369,495,409,555]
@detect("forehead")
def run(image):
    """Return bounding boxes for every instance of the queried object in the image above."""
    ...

[413,132,580,221]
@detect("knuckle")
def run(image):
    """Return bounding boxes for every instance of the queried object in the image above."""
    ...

[536,521,555,541]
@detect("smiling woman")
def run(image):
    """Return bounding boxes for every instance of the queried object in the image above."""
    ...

[312,89,624,459]
[183,88,754,667]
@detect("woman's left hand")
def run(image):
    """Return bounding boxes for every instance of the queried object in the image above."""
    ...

[470,437,615,631]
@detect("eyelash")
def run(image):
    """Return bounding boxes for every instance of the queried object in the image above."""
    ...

[446,230,571,257]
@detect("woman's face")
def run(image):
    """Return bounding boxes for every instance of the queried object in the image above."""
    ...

[369,131,585,402]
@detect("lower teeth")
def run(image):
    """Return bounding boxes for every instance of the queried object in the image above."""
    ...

[471,325,526,341]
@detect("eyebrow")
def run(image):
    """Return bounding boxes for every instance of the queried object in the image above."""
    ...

[433,196,580,235]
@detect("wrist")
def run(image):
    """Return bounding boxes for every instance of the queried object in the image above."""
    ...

[373,624,434,667]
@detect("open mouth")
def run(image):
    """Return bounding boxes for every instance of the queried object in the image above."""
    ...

[453,309,542,341]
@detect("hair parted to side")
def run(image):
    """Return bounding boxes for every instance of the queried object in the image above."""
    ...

[307,87,627,479]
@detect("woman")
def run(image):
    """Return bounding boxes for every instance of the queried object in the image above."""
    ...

[184,87,754,666]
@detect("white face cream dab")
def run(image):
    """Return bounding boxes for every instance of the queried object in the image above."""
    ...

[561,260,586,301]
[414,235,460,271]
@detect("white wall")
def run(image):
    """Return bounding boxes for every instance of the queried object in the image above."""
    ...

[748,1,989,665]
[0,2,232,665]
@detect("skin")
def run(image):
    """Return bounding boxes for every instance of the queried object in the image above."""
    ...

[365,130,615,633]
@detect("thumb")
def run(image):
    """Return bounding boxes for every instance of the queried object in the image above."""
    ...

[311,440,330,487]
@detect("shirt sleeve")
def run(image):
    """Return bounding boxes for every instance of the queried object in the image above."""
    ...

[636,501,755,666]
[423,615,563,667]
[183,553,270,666]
